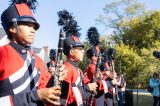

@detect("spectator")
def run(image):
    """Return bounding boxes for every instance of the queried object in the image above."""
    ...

[149,72,160,106]
[117,74,126,106]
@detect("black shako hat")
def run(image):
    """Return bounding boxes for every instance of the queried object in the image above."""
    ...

[1,0,40,34]
[64,35,84,54]
[86,46,100,59]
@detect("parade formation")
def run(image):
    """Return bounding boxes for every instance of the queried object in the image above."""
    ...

[0,0,160,106]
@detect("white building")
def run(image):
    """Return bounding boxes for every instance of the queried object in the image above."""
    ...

[0,28,10,46]
[32,46,50,65]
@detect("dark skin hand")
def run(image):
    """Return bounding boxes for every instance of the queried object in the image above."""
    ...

[38,65,67,105]
[38,86,61,105]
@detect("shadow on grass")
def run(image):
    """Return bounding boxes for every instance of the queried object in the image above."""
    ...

[114,91,153,106]
[133,92,153,106]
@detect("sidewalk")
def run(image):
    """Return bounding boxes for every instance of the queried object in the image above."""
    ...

[126,89,153,106]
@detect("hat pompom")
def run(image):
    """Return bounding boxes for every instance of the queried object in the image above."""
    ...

[101,49,109,62]
[86,27,100,58]
[9,0,38,12]
[49,49,57,60]
[86,27,100,47]
[57,9,81,38]
[57,10,83,55]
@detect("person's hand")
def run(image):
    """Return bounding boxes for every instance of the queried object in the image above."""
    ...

[48,66,55,73]
[112,78,117,85]
[87,82,98,93]
[37,86,61,105]
[95,72,101,79]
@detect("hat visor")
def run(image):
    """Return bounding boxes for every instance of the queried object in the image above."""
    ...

[17,16,40,30]
[72,43,84,48]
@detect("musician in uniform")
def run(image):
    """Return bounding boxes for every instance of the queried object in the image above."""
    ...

[106,48,118,106]
[85,27,108,106]
[47,49,57,72]
[59,10,98,106]
[0,1,65,105]
[85,27,102,81]
[100,62,114,106]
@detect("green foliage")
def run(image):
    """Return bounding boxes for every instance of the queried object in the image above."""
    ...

[96,0,145,36]
[114,43,142,82]
[78,41,90,72]
[94,0,160,89]
[121,11,160,50]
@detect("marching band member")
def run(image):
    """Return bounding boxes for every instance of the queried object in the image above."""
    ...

[86,27,108,106]
[100,61,114,106]
[59,10,98,106]
[0,1,67,105]
[47,49,57,72]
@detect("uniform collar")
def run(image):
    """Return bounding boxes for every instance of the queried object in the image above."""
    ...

[9,41,30,54]
[67,59,78,67]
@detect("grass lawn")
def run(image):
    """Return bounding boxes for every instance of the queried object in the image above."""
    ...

[114,91,153,106]
[133,92,153,106]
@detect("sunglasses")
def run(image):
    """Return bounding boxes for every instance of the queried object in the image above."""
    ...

[73,47,84,51]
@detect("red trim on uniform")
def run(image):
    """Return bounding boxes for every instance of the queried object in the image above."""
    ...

[88,98,96,106]
[38,71,52,89]
[72,35,80,42]
[0,45,24,80]
[86,63,95,81]
[9,96,14,106]
[97,80,104,91]
[63,61,88,105]
[15,4,33,17]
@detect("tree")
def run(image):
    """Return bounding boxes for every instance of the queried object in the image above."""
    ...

[96,0,145,39]
[95,0,160,88]
[121,11,160,50]
[78,41,90,72]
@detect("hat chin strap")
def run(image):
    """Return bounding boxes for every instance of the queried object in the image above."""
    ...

[12,18,20,35]
[12,18,32,47]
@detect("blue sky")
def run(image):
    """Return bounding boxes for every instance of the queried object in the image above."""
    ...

[0,0,160,49]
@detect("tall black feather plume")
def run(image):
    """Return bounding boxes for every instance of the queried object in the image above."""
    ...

[107,48,115,60]
[9,0,38,12]
[101,49,109,63]
[57,9,81,38]
[86,27,100,46]
[49,49,57,60]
